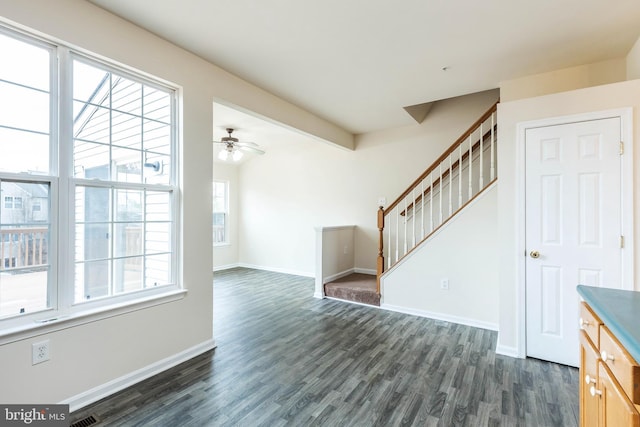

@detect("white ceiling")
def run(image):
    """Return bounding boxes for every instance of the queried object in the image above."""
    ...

[89,0,640,135]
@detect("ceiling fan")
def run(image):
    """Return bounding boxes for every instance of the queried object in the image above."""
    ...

[213,128,265,162]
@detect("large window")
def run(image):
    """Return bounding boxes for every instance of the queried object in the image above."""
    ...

[0,26,179,329]
[212,181,228,245]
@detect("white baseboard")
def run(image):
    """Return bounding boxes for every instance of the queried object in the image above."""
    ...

[238,263,314,278]
[354,268,376,275]
[381,304,498,331]
[324,268,355,283]
[213,263,240,272]
[495,343,522,359]
[325,296,382,309]
[63,339,216,412]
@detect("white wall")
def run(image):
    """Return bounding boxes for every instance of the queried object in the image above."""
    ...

[213,162,239,269]
[500,58,626,102]
[627,35,640,80]
[496,79,640,356]
[237,89,500,276]
[0,0,348,407]
[381,185,499,330]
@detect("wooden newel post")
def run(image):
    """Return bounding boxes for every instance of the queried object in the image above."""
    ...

[376,206,385,296]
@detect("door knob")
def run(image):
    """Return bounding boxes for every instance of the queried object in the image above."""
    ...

[530,250,540,259]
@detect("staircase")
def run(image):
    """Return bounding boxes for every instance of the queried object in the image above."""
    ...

[316,102,498,307]
[376,102,498,292]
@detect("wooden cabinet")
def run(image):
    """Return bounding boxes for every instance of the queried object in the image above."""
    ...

[580,330,601,427]
[599,363,640,427]
[579,302,640,427]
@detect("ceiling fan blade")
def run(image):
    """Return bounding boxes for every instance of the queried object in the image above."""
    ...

[235,141,260,148]
[239,145,265,155]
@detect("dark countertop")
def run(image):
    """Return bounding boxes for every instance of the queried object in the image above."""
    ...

[577,285,640,364]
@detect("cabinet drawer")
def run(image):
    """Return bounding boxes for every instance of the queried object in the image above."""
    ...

[600,325,640,404]
[580,302,602,348]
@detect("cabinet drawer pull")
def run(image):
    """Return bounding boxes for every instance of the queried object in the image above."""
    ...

[590,386,602,397]
[601,350,615,362]
[579,317,590,328]
[585,374,596,385]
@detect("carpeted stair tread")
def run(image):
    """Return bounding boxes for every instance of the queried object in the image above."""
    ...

[324,273,380,306]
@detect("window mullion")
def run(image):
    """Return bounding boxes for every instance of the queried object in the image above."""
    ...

[56,47,74,313]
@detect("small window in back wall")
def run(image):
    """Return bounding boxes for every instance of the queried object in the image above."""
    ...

[213,181,228,245]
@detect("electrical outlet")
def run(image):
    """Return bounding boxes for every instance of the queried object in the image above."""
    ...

[440,278,449,290]
[32,339,50,365]
[343,245,348,254]
[377,196,387,207]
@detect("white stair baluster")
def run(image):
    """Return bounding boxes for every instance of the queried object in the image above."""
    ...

[479,121,484,188]
[468,135,473,200]
[411,188,416,248]
[388,211,391,268]
[420,179,425,238]
[429,174,434,232]
[448,154,453,216]
[395,206,399,263]
[438,162,443,225]
[403,197,407,255]
[458,144,463,207]
[490,112,495,181]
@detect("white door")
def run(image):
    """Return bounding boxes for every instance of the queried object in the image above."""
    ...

[525,117,622,367]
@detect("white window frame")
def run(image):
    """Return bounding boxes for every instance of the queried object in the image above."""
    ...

[212,180,229,246]
[0,24,183,340]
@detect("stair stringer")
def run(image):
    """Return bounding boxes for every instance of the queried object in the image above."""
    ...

[380,182,499,330]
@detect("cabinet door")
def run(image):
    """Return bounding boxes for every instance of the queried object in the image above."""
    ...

[580,332,600,427]
[599,362,640,427]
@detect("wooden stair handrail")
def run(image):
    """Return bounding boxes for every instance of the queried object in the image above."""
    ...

[399,124,496,216]
[383,102,498,216]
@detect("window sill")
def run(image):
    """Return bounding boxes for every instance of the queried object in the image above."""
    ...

[0,289,187,345]
[213,242,231,248]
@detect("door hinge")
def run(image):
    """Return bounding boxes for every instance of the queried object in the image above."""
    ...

[620,141,624,155]
[620,235,625,249]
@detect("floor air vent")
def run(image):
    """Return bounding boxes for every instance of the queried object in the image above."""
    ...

[70,415,99,427]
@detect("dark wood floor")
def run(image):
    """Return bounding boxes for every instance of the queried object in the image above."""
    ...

[70,267,578,426]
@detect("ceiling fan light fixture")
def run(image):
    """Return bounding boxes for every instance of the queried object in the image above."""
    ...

[213,128,264,162]
[232,150,243,162]
[218,149,230,161]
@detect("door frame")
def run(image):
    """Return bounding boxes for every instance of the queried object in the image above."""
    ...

[514,108,634,359]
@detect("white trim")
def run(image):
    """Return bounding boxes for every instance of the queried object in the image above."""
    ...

[324,268,356,284]
[381,303,499,331]
[63,339,216,412]
[325,297,381,309]
[495,342,521,359]
[237,263,314,278]
[354,268,376,275]
[515,107,634,360]
[313,225,356,232]
[213,263,240,272]
[0,290,186,345]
